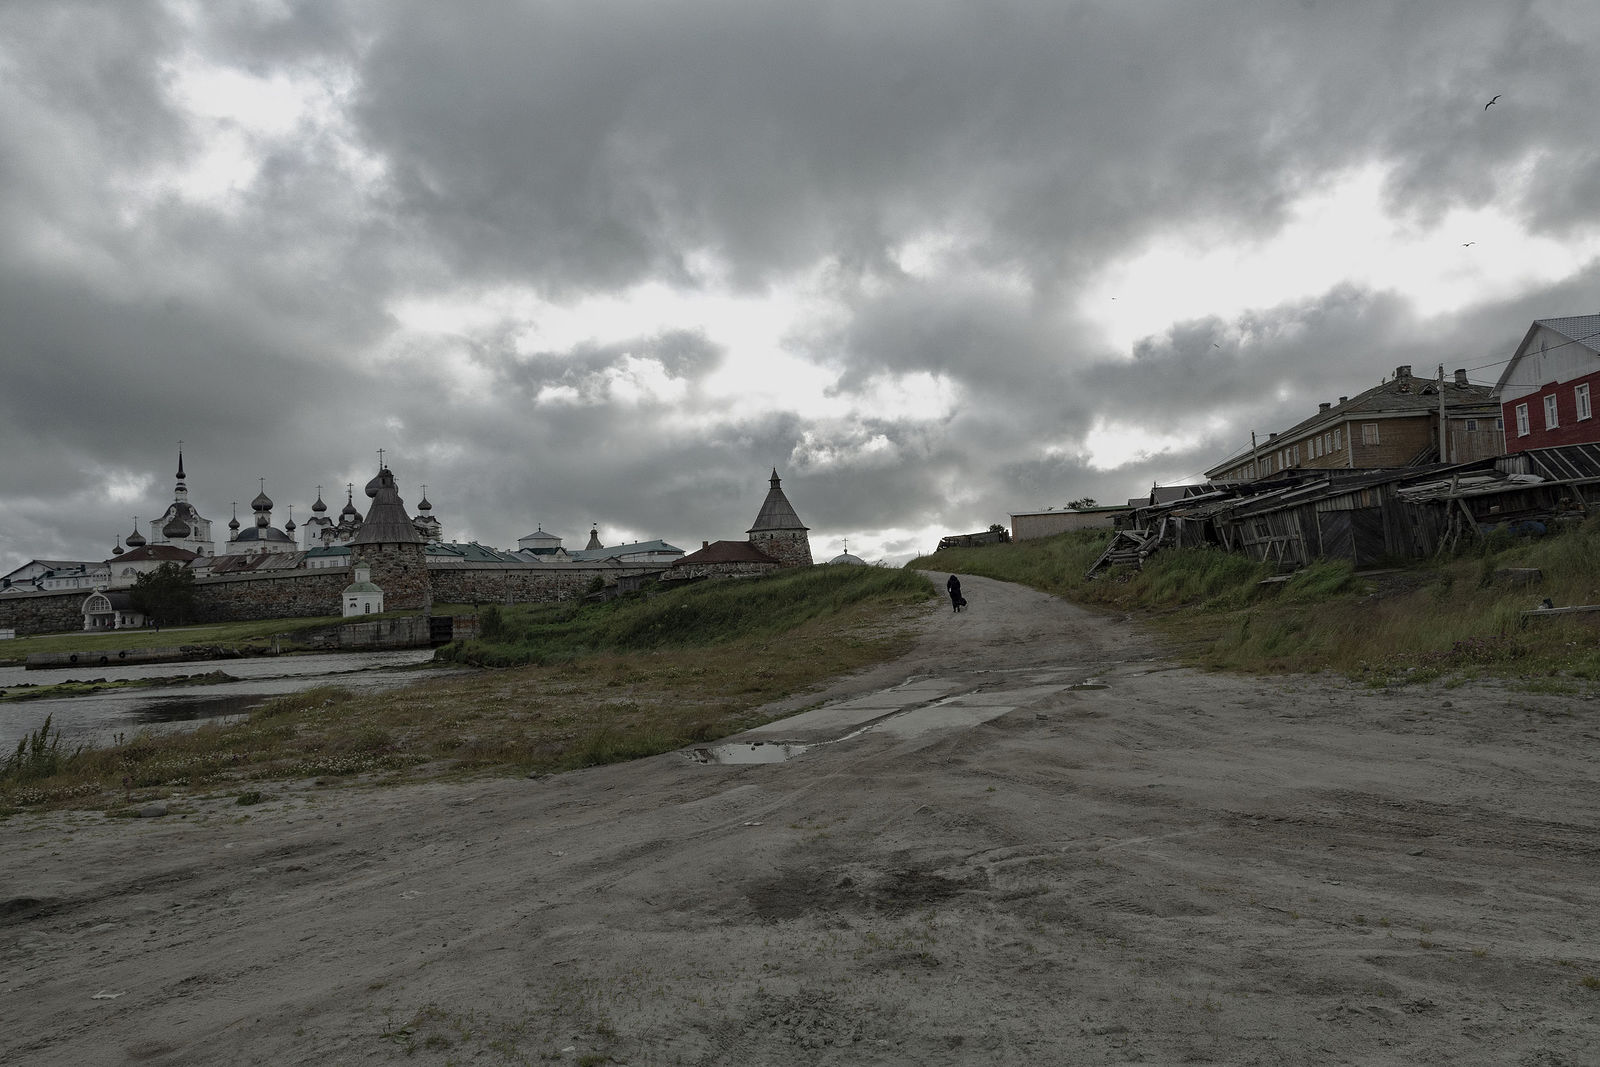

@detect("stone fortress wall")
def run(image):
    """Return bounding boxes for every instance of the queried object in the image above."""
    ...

[0,563,662,637]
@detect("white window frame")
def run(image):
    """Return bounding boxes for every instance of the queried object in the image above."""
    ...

[1577,383,1592,422]
[1544,394,1559,429]
[1333,428,1341,450]
[1361,423,1380,446]
[1515,402,1530,437]
[1464,418,1479,432]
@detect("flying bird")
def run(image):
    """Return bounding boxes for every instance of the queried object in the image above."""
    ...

[1462,241,1475,247]
[1484,94,1501,110]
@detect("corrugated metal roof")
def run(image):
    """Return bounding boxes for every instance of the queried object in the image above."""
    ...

[1534,315,1600,354]
[567,539,683,562]
[1502,442,1600,482]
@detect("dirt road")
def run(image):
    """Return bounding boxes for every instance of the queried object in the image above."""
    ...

[4,573,1599,1064]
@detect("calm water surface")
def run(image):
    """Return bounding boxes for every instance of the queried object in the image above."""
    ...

[0,649,463,751]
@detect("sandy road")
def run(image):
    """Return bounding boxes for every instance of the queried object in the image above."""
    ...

[3,573,1600,1065]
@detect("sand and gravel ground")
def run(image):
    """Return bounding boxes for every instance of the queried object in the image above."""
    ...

[4,572,1600,1065]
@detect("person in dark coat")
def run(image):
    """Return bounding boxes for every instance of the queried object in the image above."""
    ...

[946,573,963,612]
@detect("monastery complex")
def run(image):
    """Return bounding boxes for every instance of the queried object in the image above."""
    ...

[0,453,825,636]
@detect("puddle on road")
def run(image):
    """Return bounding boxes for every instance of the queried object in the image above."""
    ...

[689,679,1111,764]
[689,741,813,765]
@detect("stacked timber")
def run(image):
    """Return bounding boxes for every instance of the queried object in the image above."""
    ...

[1084,528,1163,578]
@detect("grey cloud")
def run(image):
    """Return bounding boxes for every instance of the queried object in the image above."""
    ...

[6,2,1600,573]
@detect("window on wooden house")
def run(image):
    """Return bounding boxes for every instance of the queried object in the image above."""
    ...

[1333,428,1341,450]
[1578,383,1592,421]
[1465,419,1478,432]
[1544,394,1559,429]
[1515,403,1530,437]
[1361,423,1380,445]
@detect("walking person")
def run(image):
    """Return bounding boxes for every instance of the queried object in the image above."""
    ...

[947,573,964,612]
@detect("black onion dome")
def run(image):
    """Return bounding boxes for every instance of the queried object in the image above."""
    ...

[285,517,296,533]
[311,492,328,513]
[229,515,241,532]
[163,516,191,539]
[111,540,124,555]
[364,472,383,498]
[126,523,147,548]
[252,489,273,511]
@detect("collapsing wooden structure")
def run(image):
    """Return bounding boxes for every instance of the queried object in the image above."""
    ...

[1089,444,1600,577]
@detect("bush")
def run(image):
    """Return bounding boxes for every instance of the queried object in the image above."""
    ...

[2,715,81,784]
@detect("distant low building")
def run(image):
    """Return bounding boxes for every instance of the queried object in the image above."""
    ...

[514,527,569,560]
[1010,505,1131,541]
[107,545,199,588]
[567,537,685,565]
[1207,364,1504,483]
[342,563,384,616]
[1,559,110,595]
[666,540,781,580]
[82,590,145,631]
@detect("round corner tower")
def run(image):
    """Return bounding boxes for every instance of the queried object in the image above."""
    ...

[747,468,813,568]
[349,466,433,613]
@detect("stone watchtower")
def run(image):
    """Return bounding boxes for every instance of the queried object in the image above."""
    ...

[349,466,432,613]
[747,469,813,568]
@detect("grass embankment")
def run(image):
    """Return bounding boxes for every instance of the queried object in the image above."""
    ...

[913,519,1600,684]
[0,567,935,814]
[0,616,347,663]
[1,671,240,703]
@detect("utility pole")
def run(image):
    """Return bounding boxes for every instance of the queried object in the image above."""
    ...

[1438,364,1447,463]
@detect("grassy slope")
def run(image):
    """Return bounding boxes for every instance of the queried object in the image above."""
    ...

[0,616,348,662]
[911,520,1600,685]
[1,567,935,812]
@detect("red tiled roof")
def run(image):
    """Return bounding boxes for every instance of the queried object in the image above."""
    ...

[670,540,778,566]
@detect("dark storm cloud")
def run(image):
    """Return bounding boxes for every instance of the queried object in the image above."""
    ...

[5,1,1600,572]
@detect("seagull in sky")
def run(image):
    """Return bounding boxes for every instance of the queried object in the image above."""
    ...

[1484,94,1501,110]
[1462,241,1475,247]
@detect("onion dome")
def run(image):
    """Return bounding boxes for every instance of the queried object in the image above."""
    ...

[417,491,432,512]
[112,537,124,556]
[364,471,383,498]
[255,509,271,528]
[311,489,328,514]
[586,527,603,551]
[252,489,273,512]
[163,515,192,539]
[285,507,296,534]
[126,520,146,548]
[229,515,241,533]
[341,486,360,519]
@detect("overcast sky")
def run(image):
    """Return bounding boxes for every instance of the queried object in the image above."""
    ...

[4,0,1600,573]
